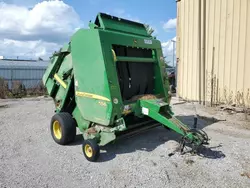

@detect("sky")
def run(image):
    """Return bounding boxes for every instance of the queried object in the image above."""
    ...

[0,0,177,62]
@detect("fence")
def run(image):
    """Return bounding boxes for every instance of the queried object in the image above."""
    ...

[0,65,48,98]
[0,66,46,89]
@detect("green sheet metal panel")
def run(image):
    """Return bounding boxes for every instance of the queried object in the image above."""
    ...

[70,27,166,126]
[70,29,112,126]
[95,13,150,37]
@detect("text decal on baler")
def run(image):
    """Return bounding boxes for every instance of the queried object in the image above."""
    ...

[144,39,152,44]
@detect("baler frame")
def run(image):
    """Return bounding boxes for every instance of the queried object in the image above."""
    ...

[42,12,209,162]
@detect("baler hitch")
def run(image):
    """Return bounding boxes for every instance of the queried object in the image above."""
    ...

[139,98,209,155]
[178,129,209,154]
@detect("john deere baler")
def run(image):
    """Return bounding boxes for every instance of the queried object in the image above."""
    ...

[43,13,209,162]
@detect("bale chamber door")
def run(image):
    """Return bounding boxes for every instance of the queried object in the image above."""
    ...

[113,45,156,102]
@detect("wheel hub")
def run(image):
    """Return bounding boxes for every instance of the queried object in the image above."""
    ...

[85,144,93,158]
[53,120,62,139]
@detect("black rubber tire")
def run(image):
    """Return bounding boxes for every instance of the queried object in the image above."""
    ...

[82,139,100,162]
[50,112,76,145]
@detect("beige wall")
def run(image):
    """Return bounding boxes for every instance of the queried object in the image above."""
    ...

[177,0,250,107]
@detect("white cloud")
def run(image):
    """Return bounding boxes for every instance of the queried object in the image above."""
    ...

[0,0,83,59]
[161,37,176,64]
[163,18,177,31]
[162,37,176,53]
[0,39,61,58]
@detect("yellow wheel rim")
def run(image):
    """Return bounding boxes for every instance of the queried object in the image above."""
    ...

[53,120,62,140]
[84,144,93,158]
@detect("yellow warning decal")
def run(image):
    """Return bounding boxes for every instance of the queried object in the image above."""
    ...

[76,91,110,102]
[54,74,67,89]
[111,49,117,62]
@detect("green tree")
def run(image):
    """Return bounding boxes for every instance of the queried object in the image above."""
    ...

[144,24,154,35]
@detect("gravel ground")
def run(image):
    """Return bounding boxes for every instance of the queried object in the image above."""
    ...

[0,97,250,188]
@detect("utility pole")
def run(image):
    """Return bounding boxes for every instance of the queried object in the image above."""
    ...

[171,39,176,88]
[171,39,176,68]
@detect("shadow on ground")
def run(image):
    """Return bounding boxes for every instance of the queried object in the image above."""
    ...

[176,115,225,129]
[179,143,226,159]
[68,134,84,146]
[197,145,226,159]
[69,115,226,162]
[98,127,179,162]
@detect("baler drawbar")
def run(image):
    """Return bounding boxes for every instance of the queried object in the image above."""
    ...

[42,13,209,162]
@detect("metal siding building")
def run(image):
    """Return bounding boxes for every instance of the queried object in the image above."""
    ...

[176,0,250,107]
[0,60,49,89]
